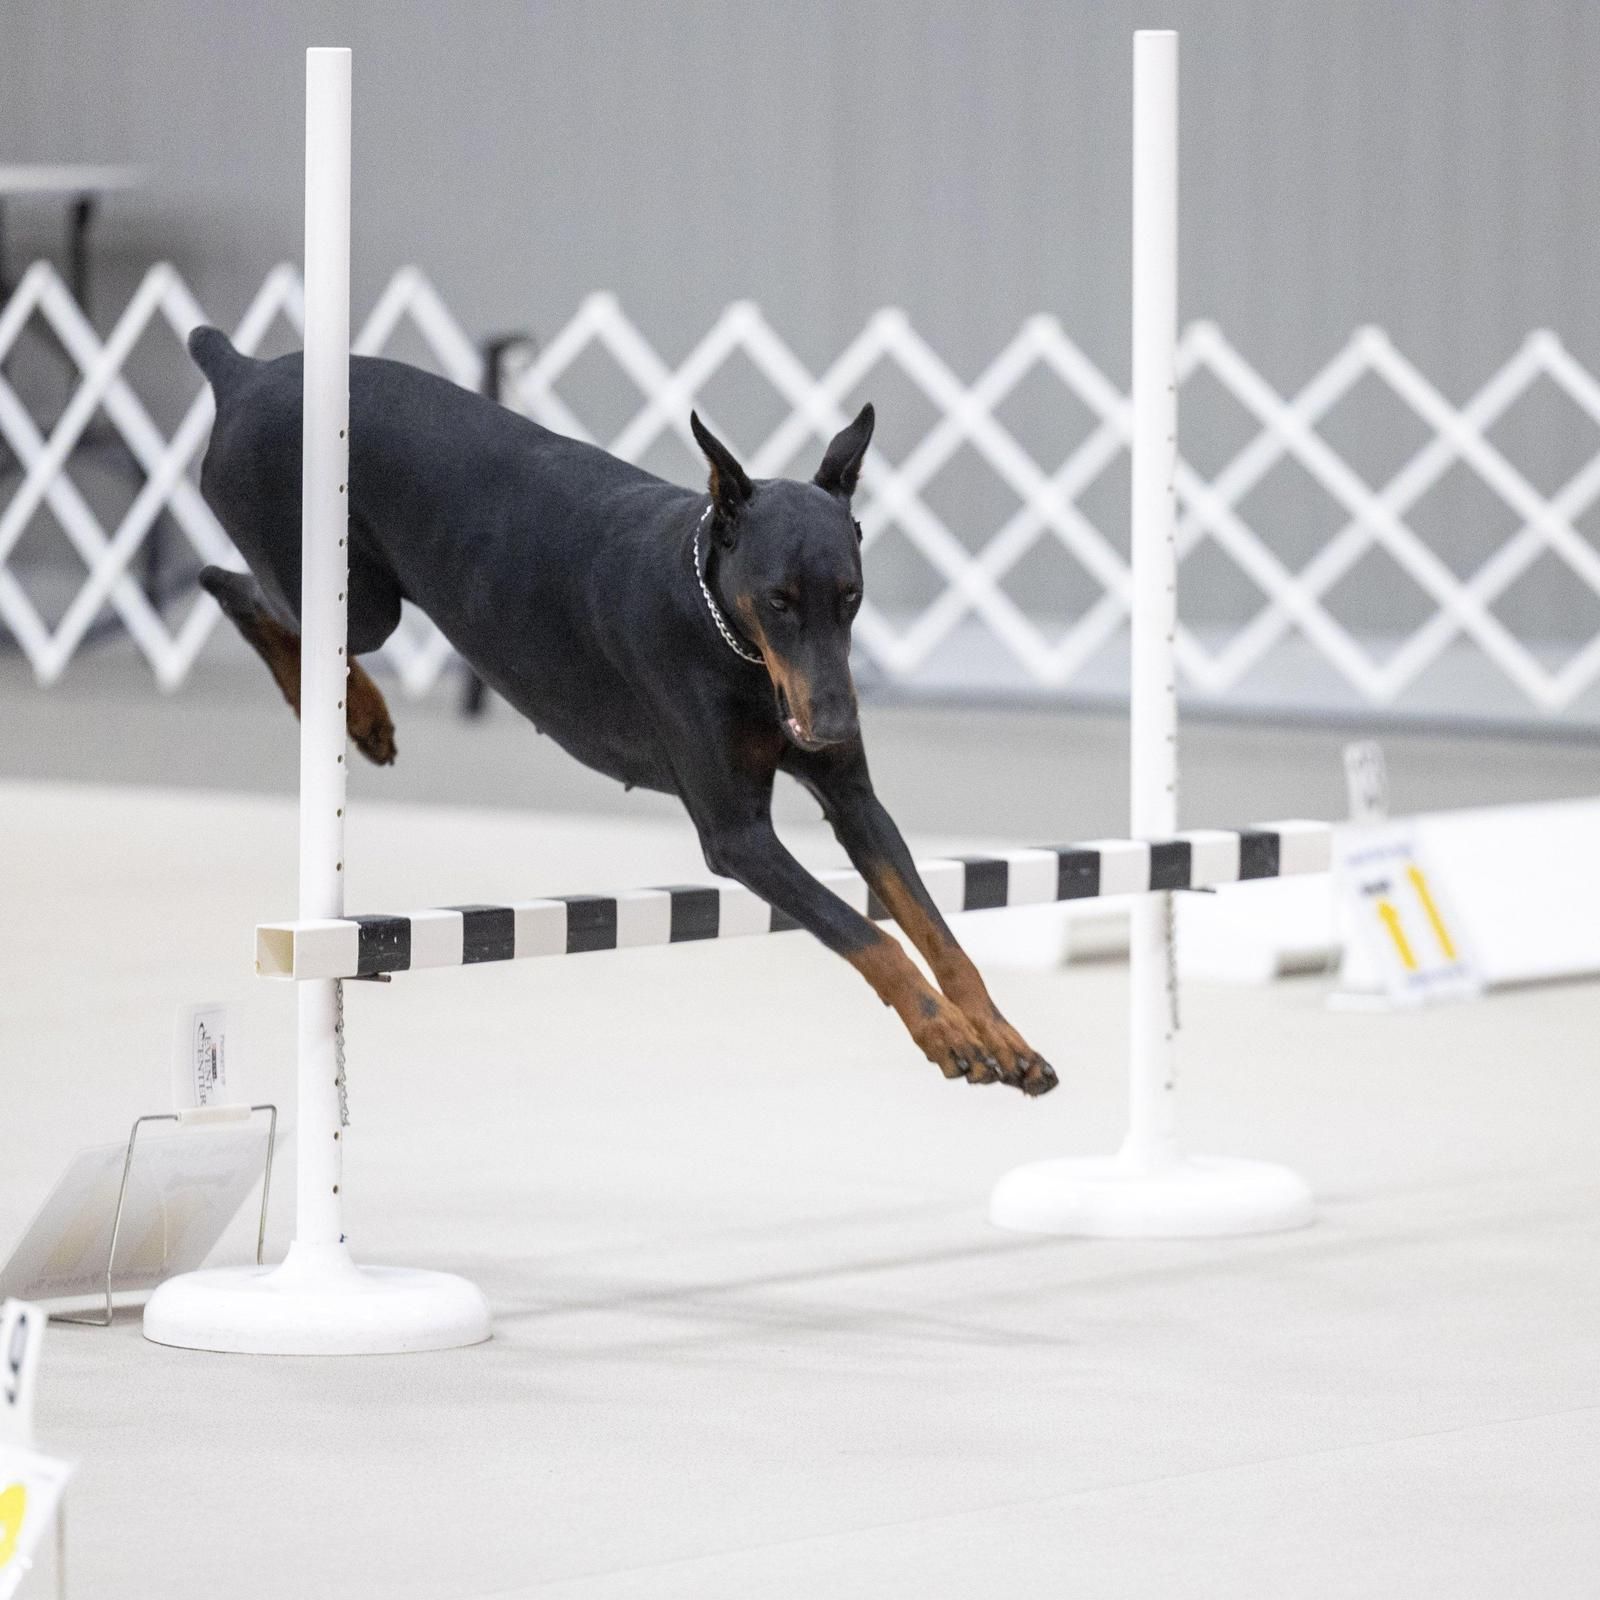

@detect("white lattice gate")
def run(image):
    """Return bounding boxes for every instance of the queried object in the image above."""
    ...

[2,261,1597,725]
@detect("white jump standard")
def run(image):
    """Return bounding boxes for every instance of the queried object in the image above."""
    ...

[144,50,491,1355]
[151,32,1327,1362]
[989,31,1316,1240]
[257,824,1331,980]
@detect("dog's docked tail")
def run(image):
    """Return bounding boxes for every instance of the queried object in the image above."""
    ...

[188,325,256,396]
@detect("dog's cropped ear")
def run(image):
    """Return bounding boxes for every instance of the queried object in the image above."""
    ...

[813,403,875,500]
[690,411,754,542]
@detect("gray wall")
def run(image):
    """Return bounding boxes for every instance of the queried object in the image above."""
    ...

[6,0,1600,647]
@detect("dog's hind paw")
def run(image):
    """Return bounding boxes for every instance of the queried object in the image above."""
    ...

[346,660,398,766]
[352,715,397,766]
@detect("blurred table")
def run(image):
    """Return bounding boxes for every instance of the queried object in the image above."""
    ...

[0,165,147,309]
[0,166,173,638]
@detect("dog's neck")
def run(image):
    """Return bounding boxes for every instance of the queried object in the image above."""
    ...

[691,504,764,665]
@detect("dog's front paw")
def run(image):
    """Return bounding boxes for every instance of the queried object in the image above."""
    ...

[1019,1056,1059,1096]
[970,1011,1059,1096]
[908,996,1016,1090]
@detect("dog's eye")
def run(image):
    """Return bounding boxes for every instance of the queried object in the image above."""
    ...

[841,587,861,613]
[766,593,792,614]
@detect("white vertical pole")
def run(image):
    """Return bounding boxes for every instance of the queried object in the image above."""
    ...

[296,47,352,1250]
[143,44,492,1346]
[989,29,1310,1237]
[1124,29,1179,1174]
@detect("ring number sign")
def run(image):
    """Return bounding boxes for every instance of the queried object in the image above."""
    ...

[0,1301,72,1600]
[1335,825,1482,1006]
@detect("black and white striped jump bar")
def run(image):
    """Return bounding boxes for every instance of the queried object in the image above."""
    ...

[255,821,1330,981]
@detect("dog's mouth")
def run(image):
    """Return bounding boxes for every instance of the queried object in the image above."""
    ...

[775,685,834,752]
[785,716,831,752]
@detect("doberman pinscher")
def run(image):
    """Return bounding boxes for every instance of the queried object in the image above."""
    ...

[190,328,1057,1096]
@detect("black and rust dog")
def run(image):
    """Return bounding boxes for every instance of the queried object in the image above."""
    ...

[190,328,1056,1096]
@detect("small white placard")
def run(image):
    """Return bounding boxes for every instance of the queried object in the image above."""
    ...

[171,1003,228,1110]
[0,1126,272,1307]
[0,1443,72,1600]
[1343,740,1389,825]
[1335,823,1481,1006]
[0,1302,46,1449]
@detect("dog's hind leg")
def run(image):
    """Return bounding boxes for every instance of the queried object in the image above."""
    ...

[199,565,398,765]
[200,567,304,714]
[340,531,402,764]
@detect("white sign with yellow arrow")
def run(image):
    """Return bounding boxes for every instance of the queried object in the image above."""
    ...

[1334,823,1483,1007]
[0,1300,72,1599]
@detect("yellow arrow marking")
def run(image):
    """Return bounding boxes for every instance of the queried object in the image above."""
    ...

[0,1481,28,1568]
[1406,864,1457,960]
[1377,899,1417,971]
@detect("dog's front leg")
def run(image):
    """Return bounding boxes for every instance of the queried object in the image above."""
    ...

[783,745,1057,1095]
[696,812,1025,1090]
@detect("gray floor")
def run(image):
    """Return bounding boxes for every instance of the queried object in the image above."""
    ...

[3,638,1598,838]
[3,774,1598,1599]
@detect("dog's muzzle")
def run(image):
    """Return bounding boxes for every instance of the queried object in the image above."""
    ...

[775,683,854,752]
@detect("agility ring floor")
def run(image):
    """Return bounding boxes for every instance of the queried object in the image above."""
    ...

[3,678,1598,1597]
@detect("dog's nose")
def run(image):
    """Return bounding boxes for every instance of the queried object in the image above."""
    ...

[806,707,859,747]
[815,683,861,742]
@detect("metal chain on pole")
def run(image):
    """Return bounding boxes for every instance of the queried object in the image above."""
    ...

[334,978,350,1128]
[1163,890,1180,1036]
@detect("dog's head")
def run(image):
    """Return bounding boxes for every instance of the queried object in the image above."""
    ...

[691,405,874,752]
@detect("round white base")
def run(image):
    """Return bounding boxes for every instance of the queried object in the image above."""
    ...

[143,1242,492,1355]
[989,1153,1314,1238]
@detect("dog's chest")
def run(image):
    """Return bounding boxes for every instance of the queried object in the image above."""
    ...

[510,691,678,796]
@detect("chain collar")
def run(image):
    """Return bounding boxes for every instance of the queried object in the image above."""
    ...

[691,505,764,665]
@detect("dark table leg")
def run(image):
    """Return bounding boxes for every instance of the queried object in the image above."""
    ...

[68,194,93,310]
[67,191,170,608]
